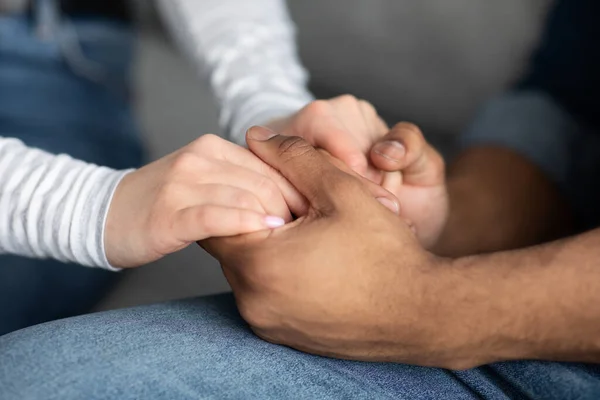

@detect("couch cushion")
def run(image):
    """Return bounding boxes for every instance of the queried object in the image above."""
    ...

[289,0,553,137]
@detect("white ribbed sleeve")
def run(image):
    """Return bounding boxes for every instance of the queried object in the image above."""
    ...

[0,137,128,270]
[157,0,314,145]
[0,2,312,269]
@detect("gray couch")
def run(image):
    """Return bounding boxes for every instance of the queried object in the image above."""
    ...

[97,0,553,311]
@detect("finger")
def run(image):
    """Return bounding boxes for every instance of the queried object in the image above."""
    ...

[357,99,389,137]
[191,184,266,214]
[370,122,445,186]
[307,118,370,177]
[246,126,368,212]
[175,205,284,242]
[356,100,389,183]
[191,134,308,216]
[328,95,371,139]
[247,127,399,213]
[318,149,400,214]
[202,166,293,221]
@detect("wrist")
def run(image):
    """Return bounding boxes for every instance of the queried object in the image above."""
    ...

[420,255,497,369]
[440,251,567,369]
[384,254,487,369]
[104,169,140,269]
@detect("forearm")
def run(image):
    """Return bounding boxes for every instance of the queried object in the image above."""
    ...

[443,229,600,368]
[0,137,127,269]
[433,91,579,257]
[433,146,572,257]
[157,0,313,145]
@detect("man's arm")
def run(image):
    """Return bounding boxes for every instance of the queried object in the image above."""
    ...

[433,144,573,257]
[433,0,600,256]
[203,129,600,369]
[446,228,600,367]
[156,0,314,145]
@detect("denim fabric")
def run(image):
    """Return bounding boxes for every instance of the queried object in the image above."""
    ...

[0,293,598,399]
[0,7,143,335]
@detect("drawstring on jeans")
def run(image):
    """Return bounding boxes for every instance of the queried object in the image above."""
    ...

[34,0,107,85]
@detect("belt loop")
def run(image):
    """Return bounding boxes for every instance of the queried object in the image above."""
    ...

[34,0,60,40]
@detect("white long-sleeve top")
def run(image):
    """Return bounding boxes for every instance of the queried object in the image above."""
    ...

[0,0,312,269]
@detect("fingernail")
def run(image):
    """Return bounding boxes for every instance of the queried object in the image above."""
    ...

[264,216,285,228]
[376,197,400,214]
[247,126,278,141]
[373,141,405,162]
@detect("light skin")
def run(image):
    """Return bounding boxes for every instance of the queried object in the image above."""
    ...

[269,95,448,248]
[105,96,401,268]
[271,95,571,253]
[202,127,600,370]
[104,133,304,268]
[105,94,591,369]
[267,95,389,183]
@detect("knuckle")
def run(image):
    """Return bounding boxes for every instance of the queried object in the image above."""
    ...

[336,94,358,104]
[234,191,260,211]
[195,205,218,233]
[171,151,201,174]
[277,135,314,163]
[359,99,377,115]
[304,99,331,117]
[345,153,368,172]
[194,133,221,148]
[394,122,424,138]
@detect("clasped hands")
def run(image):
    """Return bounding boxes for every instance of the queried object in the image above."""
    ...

[105,96,469,368]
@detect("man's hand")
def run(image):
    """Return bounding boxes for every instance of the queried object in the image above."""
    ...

[269,98,447,248]
[202,127,470,369]
[267,95,388,182]
[370,123,448,248]
[104,134,307,268]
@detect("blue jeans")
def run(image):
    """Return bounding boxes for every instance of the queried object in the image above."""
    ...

[0,5,143,335]
[1,293,599,399]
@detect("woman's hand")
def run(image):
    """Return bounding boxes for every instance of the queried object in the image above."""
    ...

[104,134,306,268]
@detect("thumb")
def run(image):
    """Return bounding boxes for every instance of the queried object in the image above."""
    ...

[246,126,399,214]
[370,122,444,186]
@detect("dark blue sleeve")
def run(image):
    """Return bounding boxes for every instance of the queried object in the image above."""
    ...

[517,0,600,129]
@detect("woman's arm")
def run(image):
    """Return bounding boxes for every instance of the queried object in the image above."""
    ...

[0,134,304,270]
[0,137,127,269]
[157,0,314,145]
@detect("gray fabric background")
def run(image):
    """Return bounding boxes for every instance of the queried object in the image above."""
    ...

[97,0,553,310]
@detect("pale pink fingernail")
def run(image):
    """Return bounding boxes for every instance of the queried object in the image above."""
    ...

[247,126,278,141]
[264,216,285,228]
[376,197,400,214]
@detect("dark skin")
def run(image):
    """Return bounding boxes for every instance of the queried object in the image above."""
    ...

[202,127,600,370]
[432,146,573,256]
[369,125,573,256]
